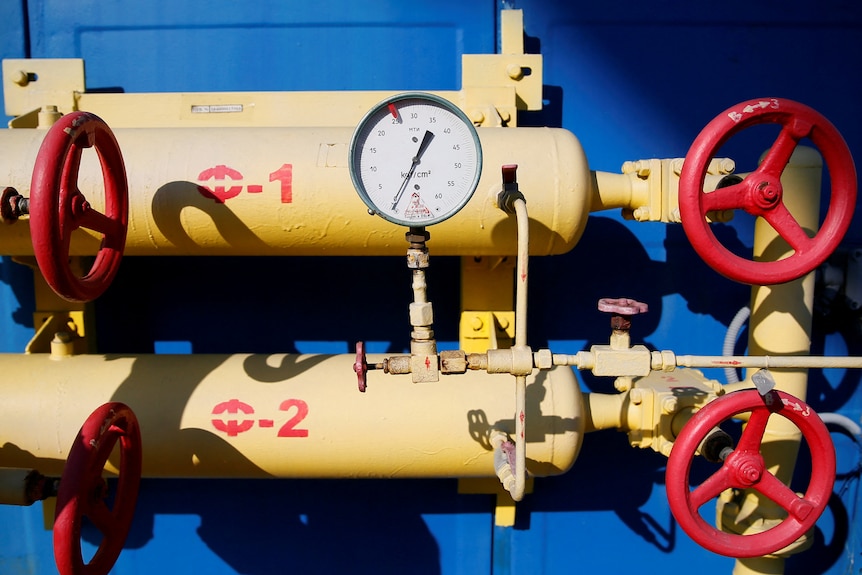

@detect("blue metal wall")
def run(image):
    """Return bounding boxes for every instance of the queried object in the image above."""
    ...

[1,1,861,573]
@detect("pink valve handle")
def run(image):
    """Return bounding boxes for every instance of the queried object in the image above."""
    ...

[679,98,856,285]
[354,341,368,392]
[30,111,129,302]
[54,402,142,575]
[597,297,648,315]
[666,389,835,558]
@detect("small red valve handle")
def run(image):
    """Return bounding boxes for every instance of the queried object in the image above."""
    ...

[597,297,648,316]
[666,389,835,558]
[54,402,142,575]
[354,341,368,392]
[30,111,129,302]
[679,98,856,285]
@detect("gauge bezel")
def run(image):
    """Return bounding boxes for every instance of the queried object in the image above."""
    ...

[348,92,483,227]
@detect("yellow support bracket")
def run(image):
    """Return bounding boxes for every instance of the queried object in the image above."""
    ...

[458,477,534,527]
[27,310,90,355]
[2,58,84,120]
[3,11,542,130]
[460,311,515,354]
[13,256,95,354]
[460,255,516,352]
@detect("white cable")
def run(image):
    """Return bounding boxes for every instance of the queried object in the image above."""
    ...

[722,305,750,384]
[819,412,862,441]
[511,198,529,502]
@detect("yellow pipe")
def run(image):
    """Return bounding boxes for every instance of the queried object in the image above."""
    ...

[0,126,590,257]
[728,146,823,572]
[0,353,584,480]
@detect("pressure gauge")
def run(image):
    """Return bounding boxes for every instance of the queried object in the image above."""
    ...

[349,92,483,227]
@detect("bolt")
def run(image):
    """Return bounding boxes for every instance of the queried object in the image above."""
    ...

[632,207,651,221]
[621,160,650,177]
[738,461,762,484]
[506,64,524,80]
[71,194,91,219]
[405,228,430,246]
[661,395,678,415]
[614,376,633,393]
[11,70,29,86]
[471,316,484,331]
[754,180,781,210]
[630,388,643,405]
[758,181,778,202]
[718,158,736,174]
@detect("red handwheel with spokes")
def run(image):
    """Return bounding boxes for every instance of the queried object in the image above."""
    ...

[54,402,142,575]
[666,389,835,558]
[29,111,128,302]
[679,98,856,285]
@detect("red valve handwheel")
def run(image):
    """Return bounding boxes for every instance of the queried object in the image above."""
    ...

[30,111,129,302]
[54,402,142,575]
[679,98,856,285]
[666,389,835,558]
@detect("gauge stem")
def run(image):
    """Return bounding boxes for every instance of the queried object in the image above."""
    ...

[404,228,439,382]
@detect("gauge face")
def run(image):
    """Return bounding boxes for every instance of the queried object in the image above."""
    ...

[349,93,483,227]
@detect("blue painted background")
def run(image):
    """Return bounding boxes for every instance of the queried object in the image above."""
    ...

[1,1,861,573]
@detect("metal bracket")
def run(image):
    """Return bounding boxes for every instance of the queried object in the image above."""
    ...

[2,11,542,130]
[2,58,84,119]
[13,256,94,354]
[457,477,534,527]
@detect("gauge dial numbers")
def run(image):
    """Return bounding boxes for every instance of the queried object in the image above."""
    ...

[349,93,483,227]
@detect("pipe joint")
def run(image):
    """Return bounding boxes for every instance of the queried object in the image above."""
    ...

[486,346,534,376]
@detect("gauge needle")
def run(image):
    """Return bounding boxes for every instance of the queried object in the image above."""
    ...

[391,130,435,211]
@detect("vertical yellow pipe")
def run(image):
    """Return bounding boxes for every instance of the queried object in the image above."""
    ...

[731,146,822,574]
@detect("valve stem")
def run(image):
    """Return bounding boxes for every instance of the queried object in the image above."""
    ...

[1,187,29,224]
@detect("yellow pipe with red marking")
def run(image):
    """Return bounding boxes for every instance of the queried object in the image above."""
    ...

[0,352,584,480]
[0,126,590,257]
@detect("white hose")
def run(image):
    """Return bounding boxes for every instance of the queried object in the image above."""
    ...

[514,199,529,349]
[722,305,750,384]
[511,197,529,501]
[819,412,862,440]
[490,431,516,492]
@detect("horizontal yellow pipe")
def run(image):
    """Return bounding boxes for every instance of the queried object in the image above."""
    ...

[0,353,584,479]
[0,126,590,257]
